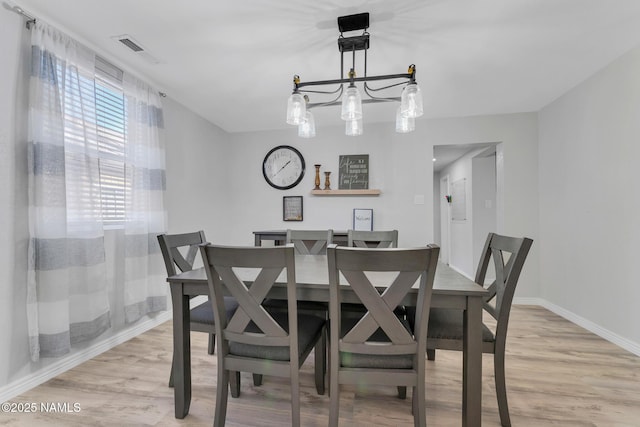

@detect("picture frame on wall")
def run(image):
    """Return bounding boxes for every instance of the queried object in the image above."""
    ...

[283,196,303,221]
[353,208,373,231]
[339,154,369,189]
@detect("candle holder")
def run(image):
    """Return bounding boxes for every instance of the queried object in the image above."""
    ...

[324,171,331,190]
[314,164,321,190]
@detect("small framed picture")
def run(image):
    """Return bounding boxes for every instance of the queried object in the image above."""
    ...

[283,196,303,221]
[353,208,373,231]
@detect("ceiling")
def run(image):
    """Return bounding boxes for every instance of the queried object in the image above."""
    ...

[11,0,640,134]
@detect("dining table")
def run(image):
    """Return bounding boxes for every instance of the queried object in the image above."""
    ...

[167,254,488,427]
[253,229,349,246]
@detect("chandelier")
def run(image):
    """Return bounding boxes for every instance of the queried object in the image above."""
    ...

[286,12,423,137]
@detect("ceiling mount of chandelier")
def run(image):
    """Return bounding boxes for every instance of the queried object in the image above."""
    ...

[286,12,423,137]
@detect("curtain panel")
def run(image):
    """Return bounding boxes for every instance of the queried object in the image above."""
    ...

[27,21,167,361]
[122,73,168,323]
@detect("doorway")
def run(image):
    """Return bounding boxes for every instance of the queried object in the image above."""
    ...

[433,143,501,277]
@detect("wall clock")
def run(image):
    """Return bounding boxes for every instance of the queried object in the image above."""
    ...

[262,145,305,190]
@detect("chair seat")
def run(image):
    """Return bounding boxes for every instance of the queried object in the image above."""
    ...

[341,302,407,317]
[230,313,325,361]
[190,297,238,325]
[335,316,414,369]
[263,298,328,314]
[407,307,495,343]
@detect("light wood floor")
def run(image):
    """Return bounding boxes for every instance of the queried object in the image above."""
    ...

[5,306,640,426]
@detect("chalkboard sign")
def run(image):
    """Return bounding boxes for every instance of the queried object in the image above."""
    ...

[339,154,369,189]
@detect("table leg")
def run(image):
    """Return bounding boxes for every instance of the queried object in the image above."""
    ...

[171,284,191,418]
[254,234,261,246]
[462,295,483,427]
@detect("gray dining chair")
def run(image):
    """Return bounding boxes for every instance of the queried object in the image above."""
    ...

[327,244,440,427]
[344,230,401,317]
[347,229,398,248]
[157,231,240,393]
[259,229,332,388]
[409,232,533,427]
[200,244,326,427]
[286,229,334,254]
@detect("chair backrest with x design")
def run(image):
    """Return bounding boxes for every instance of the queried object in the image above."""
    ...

[200,244,299,362]
[475,233,533,348]
[347,229,398,248]
[328,244,439,358]
[157,230,207,276]
[286,229,333,255]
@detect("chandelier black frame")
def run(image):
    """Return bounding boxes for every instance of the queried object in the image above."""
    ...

[286,12,423,136]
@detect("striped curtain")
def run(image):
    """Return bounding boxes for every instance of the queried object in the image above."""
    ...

[27,21,168,360]
[27,22,110,361]
[122,74,168,323]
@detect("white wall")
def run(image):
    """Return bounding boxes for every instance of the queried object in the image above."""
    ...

[0,8,32,390]
[163,97,230,240]
[539,45,640,350]
[472,153,497,271]
[224,125,433,247]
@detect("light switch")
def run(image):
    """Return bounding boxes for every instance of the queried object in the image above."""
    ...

[414,195,425,205]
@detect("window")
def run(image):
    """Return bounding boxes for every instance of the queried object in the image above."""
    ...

[95,57,126,226]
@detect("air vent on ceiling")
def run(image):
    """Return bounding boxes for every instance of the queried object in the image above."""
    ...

[118,37,144,52]
[111,34,162,64]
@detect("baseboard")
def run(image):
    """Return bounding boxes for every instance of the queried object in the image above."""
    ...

[512,298,640,357]
[512,297,545,306]
[0,311,172,403]
[538,300,640,357]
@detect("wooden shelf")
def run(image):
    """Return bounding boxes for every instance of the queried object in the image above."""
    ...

[310,189,381,196]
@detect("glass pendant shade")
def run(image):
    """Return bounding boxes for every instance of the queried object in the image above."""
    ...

[345,118,363,136]
[286,92,306,125]
[400,83,424,118]
[341,85,363,120]
[298,111,316,138]
[395,106,415,133]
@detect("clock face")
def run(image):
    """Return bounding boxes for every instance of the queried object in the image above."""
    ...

[262,145,306,190]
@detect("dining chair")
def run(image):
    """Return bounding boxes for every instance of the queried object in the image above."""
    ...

[344,230,401,318]
[347,229,398,248]
[200,244,326,427]
[286,229,334,254]
[410,232,533,427]
[157,231,240,393]
[327,244,440,427]
[259,229,332,389]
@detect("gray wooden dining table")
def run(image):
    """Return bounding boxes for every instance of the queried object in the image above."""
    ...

[167,255,487,427]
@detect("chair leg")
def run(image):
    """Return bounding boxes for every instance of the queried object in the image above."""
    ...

[291,364,301,427]
[214,366,230,427]
[329,346,339,426]
[314,328,326,395]
[253,374,263,386]
[413,383,426,427]
[397,386,407,399]
[168,352,174,388]
[208,333,215,355]
[426,348,436,360]
[494,352,511,427]
[230,371,240,398]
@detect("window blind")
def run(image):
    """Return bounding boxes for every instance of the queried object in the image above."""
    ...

[95,57,126,225]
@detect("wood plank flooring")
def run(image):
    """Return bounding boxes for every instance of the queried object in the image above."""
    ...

[4,306,640,426]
